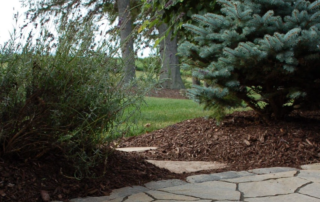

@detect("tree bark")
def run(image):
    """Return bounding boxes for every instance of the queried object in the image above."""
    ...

[117,0,135,83]
[158,23,185,89]
[192,77,201,85]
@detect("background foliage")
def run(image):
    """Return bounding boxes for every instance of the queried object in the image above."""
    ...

[0,20,149,178]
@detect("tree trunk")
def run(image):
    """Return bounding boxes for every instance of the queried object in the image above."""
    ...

[158,23,185,89]
[117,0,135,83]
[192,77,200,85]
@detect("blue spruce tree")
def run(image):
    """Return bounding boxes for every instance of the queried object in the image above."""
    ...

[179,0,320,120]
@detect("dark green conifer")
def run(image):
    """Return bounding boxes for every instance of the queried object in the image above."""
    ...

[179,0,320,120]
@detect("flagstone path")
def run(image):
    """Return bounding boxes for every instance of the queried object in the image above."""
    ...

[60,163,320,202]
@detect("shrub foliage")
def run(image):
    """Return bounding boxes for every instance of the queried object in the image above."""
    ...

[179,0,320,120]
[0,22,146,178]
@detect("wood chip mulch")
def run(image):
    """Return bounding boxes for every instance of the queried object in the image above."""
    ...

[120,110,320,171]
[1,89,320,202]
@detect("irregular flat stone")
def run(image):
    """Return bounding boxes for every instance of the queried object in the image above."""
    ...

[124,193,153,202]
[115,147,157,152]
[298,170,320,183]
[155,200,212,202]
[146,160,227,174]
[160,181,240,200]
[147,190,198,200]
[239,177,309,197]
[70,196,110,202]
[145,179,187,190]
[245,193,320,202]
[108,186,149,199]
[224,171,297,183]
[187,171,253,183]
[298,182,320,199]
[301,163,320,170]
[103,198,123,202]
[249,167,298,174]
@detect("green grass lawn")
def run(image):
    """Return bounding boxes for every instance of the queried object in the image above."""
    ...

[126,97,214,136]
[120,70,250,137]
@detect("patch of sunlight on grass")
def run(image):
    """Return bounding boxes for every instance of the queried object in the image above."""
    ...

[127,97,213,137]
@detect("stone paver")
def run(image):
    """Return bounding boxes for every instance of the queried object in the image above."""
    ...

[160,181,240,200]
[298,170,320,183]
[301,163,320,170]
[70,196,110,202]
[145,179,187,190]
[155,200,212,202]
[115,147,157,152]
[106,198,123,202]
[124,192,153,202]
[107,186,149,199]
[186,171,254,183]
[223,171,297,183]
[147,190,198,200]
[146,160,227,174]
[298,182,320,199]
[67,166,320,202]
[239,177,310,197]
[248,167,298,174]
[245,193,320,202]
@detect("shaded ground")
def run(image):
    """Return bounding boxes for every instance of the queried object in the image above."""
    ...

[1,89,320,202]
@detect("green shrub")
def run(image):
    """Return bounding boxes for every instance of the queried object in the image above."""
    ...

[0,22,147,178]
[179,0,320,120]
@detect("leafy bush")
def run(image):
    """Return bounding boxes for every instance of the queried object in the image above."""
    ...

[179,0,320,120]
[0,22,148,178]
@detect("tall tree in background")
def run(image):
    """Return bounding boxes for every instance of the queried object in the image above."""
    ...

[158,23,184,89]
[139,0,218,88]
[117,0,135,82]
[22,0,136,83]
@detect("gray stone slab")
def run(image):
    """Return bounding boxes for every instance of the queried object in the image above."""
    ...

[155,200,212,202]
[186,171,254,183]
[124,193,153,202]
[239,177,310,198]
[104,198,123,202]
[298,170,320,183]
[298,182,320,199]
[301,163,320,170]
[116,147,157,152]
[147,190,198,200]
[249,167,298,174]
[108,186,149,199]
[147,160,227,174]
[224,171,297,183]
[70,196,110,202]
[160,181,240,200]
[245,193,320,202]
[144,179,187,190]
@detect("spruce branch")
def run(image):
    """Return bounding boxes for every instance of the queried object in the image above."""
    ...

[284,28,301,41]
[192,15,213,27]
[308,0,320,10]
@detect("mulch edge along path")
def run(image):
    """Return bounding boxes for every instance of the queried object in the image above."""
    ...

[1,89,320,202]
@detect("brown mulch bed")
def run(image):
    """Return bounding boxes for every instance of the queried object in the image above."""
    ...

[1,89,320,202]
[120,110,320,171]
